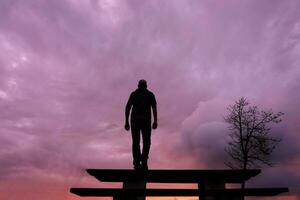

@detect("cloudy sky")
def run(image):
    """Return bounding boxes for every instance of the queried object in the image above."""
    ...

[0,0,300,199]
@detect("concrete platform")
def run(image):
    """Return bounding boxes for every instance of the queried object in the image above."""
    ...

[70,169,288,200]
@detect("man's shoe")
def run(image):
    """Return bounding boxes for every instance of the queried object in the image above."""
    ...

[141,160,148,170]
[134,163,142,170]
[133,160,141,170]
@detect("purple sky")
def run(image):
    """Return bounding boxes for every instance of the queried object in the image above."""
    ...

[0,0,300,199]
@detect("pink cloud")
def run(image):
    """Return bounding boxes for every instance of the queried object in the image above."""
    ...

[0,0,300,199]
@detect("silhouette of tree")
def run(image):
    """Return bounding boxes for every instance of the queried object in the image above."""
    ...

[225,97,283,193]
[224,97,283,171]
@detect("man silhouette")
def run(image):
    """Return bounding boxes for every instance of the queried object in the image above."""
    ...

[125,80,157,170]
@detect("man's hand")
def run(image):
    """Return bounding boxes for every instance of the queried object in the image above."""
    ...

[152,121,158,130]
[125,122,130,131]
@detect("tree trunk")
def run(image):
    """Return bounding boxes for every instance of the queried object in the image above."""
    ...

[241,164,247,200]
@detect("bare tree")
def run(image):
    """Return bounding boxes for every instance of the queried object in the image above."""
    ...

[224,97,283,188]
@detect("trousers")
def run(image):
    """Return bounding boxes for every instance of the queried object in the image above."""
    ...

[130,118,151,164]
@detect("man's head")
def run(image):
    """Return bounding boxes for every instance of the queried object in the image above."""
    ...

[138,79,147,89]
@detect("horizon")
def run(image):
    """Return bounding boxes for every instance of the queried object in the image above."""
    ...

[0,0,300,200]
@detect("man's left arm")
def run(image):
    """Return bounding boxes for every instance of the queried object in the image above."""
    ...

[152,94,158,129]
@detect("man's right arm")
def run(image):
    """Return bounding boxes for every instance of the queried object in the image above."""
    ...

[125,93,133,131]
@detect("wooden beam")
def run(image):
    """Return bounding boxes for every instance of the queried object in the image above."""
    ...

[86,169,261,183]
[70,188,289,197]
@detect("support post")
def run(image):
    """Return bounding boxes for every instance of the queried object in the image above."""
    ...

[113,172,146,200]
[198,179,241,200]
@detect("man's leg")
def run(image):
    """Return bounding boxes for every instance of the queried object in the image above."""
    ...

[131,121,141,169]
[141,121,151,170]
